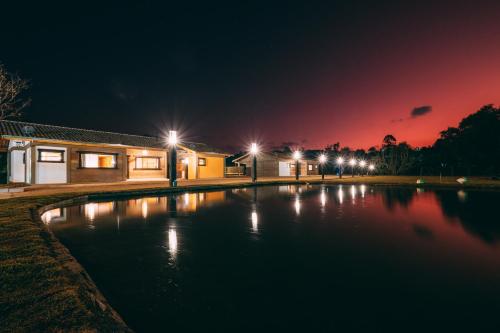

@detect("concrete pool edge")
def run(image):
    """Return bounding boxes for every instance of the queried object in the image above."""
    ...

[2,177,500,331]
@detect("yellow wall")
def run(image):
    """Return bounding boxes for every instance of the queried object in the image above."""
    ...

[198,155,225,178]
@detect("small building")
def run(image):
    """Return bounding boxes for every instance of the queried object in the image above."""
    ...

[176,142,229,180]
[0,120,228,184]
[233,151,319,177]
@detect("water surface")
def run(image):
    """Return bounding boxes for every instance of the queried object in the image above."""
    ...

[45,185,500,332]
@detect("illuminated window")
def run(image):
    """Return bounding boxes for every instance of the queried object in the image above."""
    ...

[198,158,206,166]
[135,156,160,169]
[308,164,313,171]
[79,152,117,168]
[38,149,64,163]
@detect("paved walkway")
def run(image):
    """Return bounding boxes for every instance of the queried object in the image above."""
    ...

[1,175,492,200]
[0,176,337,199]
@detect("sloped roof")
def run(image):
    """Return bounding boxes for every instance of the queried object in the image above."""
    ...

[179,141,229,155]
[233,151,319,163]
[0,120,164,148]
[0,120,230,154]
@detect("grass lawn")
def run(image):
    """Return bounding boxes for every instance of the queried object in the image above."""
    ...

[1,175,499,332]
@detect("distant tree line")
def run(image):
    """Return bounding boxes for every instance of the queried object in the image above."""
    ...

[319,105,500,176]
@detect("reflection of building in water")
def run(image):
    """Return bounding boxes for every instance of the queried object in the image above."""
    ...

[84,202,115,222]
[122,197,167,219]
[41,208,67,224]
[177,191,226,213]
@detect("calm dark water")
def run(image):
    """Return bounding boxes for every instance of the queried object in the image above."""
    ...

[45,185,500,332]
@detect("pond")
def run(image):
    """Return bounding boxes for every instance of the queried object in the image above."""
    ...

[44,185,500,332]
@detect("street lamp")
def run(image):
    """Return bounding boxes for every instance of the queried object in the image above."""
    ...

[293,150,302,181]
[319,154,327,180]
[250,142,258,183]
[349,158,356,178]
[368,163,375,175]
[359,160,366,176]
[336,156,344,179]
[168,130,178,187]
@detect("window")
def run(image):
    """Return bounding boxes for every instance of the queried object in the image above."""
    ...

[38,149,64,163]
[198,158,206,166]
[308,164,313,171]
[135,156,160,170]
[79,152,117,168]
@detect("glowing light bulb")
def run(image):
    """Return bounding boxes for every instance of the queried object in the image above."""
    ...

[168,130,177,146]
[250,143,258,155]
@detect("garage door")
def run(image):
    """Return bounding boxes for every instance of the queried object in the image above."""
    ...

[279,161,290,176]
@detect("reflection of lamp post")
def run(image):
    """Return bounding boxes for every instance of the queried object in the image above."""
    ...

[336,157,344,179]
[349,158,356,178]
[293,151,302,181]
[168,130,177,187]
[319,154,327,180]
[359,160,366,176]
[250,143,258,183]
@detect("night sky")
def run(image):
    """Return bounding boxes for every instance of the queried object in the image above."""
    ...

[3,1,500,151]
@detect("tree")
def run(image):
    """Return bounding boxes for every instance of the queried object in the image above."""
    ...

[0,63,30,120]
[432,104,500,176]
[383,134,397,147]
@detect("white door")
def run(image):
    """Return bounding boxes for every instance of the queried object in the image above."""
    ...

[279,161,290,176]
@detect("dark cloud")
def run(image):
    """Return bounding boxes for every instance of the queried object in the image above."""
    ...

[411,105,432,118]
[391,106,433,123]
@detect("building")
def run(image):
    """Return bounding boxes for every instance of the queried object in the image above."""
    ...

[176,142,228,180]
[0,120,228,184]
[233,151,319,177]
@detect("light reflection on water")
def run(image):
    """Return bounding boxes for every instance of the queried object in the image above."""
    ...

[44,185,500,332]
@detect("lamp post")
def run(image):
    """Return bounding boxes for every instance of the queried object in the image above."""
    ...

[368,164,375,175]
[359,160,366,177]
[293,151,301,181]
[349,158,356,178]
[319,154,327,180]
[336,157,344,179]
[168,130,177,187]
[250,143,258,183]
